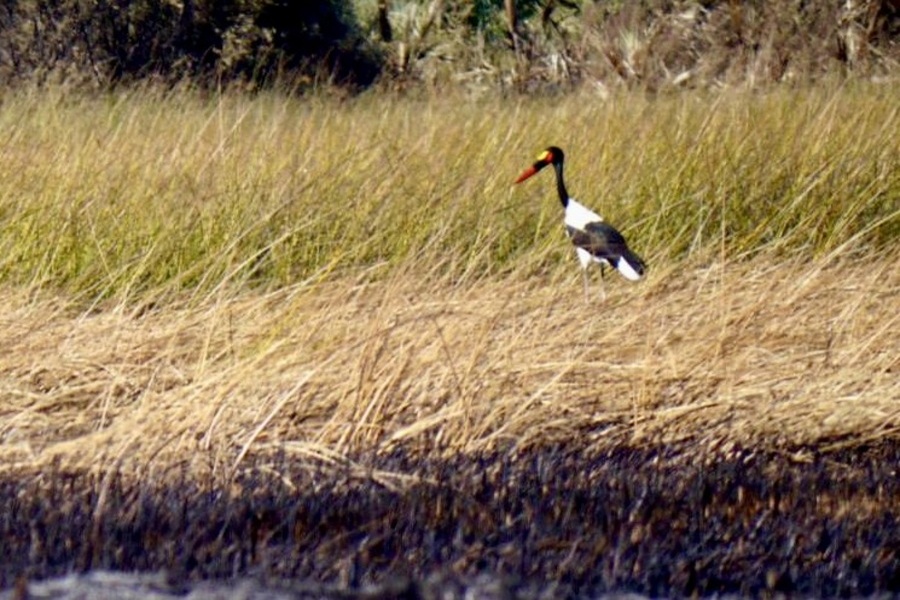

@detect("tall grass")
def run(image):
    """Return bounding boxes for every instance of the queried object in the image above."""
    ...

[0,83,897,477]
[0,83,896,305]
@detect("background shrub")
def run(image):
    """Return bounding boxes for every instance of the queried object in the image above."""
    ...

[0,1,896,91]
[0,0,381,88]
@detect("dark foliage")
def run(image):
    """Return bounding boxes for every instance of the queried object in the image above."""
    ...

[0,0,897,91]
[0,0,381,88]
[2,442,900,597]
[1,0,896,91]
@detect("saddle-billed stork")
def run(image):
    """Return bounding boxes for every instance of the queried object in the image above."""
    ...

[514,146,646,299]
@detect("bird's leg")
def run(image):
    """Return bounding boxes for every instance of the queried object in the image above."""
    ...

[598,264,607,302]
[582,268,590,303]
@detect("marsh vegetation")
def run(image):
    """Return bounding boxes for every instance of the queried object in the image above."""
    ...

[0,1,898,596]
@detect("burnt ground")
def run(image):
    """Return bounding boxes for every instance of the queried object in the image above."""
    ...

[1,442,899,598]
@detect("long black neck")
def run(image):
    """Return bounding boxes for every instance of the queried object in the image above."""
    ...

[553,162,569,208]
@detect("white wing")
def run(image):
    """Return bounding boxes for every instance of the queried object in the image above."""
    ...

[563,199,604,230]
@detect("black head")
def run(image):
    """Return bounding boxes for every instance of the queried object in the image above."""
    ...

[541,146,565,166]
[514,146,566,184]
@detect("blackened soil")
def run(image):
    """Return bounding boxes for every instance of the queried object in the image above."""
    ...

[2,442,899,598]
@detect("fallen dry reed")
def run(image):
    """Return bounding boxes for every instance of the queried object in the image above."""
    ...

[1,251,897,482]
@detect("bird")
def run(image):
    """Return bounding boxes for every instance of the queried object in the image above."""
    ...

[514,146,646,300]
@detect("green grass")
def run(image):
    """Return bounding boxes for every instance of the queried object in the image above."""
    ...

[0,83,896,306]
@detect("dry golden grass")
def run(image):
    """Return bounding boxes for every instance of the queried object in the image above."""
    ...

[1,252,897,481]
[0,84,897,482]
